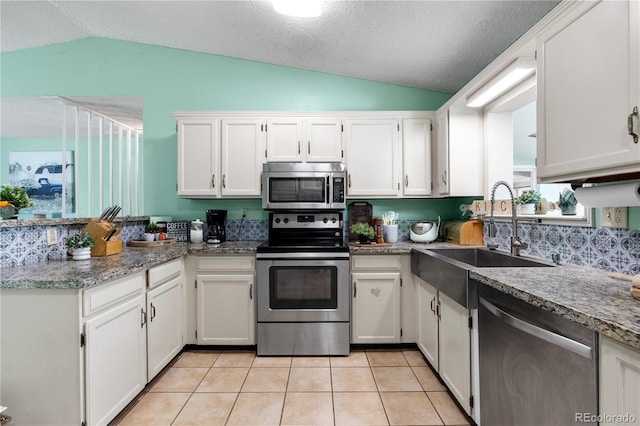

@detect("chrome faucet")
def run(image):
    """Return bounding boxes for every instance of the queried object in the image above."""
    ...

[487,180,528,256]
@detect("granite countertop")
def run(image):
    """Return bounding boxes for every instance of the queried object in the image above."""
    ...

[0,241,263,290]
[348,240,460,254]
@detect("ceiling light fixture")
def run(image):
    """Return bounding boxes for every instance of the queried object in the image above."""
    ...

[466,58,536,108]
[273,0,322,17]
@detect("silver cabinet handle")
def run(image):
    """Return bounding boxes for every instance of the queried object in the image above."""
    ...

[442,170,447,185]
[353,282,357,298]
[141,308,146,328]
[430,296,435,313]
[435,300,441,318]
[405,174,409,187]
[222,174,226,188]
[298,141,301,154]
[249,284,253,300]
[348,174,351,188]
[150,303,156,321]
[308,141,311,155]
[480,298,593,359]
[211,174,215,188]
[629,106,638,144]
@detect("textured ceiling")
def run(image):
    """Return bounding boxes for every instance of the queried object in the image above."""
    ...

[1,0,559,93]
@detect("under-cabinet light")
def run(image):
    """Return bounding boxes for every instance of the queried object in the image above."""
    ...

[466,58,536,108]
[273,0,322,17]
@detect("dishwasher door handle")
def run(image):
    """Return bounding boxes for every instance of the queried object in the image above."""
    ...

[480,298,593,360]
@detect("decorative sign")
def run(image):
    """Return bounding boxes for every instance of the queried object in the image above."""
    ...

[470,199,513,216]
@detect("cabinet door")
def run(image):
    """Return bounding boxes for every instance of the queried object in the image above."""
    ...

[147,276,184,381]
[85,294,147,426]
[345,119,400,197]
[266,118,303,162]
[177,119,220,197]
[197,274,255,345]
[221,119,263,197]
[537,0,640,182]
[600,336,640,426]
[351,272,401,344]
[305,118,343,162]
[438,292,471,414]
[435,110,450,195]
[402,118,432,196]
[416,276,439,370]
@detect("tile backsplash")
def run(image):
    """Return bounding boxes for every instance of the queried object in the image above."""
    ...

[485,222,640,275]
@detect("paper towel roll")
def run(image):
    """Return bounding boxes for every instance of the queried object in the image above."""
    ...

[574,182,640,207]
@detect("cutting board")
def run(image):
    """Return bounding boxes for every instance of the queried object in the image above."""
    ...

[348,202,373,241]
[128,238,177,247]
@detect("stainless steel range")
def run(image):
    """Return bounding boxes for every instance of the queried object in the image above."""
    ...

[256,211,350,356]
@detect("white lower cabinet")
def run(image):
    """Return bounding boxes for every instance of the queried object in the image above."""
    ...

[351,255,401,344]
[415,275,472,415]
[196,255,255,345]
[600,336,640,425]
[417,276,439,369]
[0,259,187,426]
[146,258,185,381]
[85,290,147,426]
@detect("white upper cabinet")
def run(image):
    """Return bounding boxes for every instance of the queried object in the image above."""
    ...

[176,115,263,198]
[305,118,343,162]
[265,118,303,162]
[265,117,343,162]
[177,119,220,197]
[221,119,263,196]
[435,106,484,196]
[402,118,432,196]
[537,0,640,182]
[345,119,400,197]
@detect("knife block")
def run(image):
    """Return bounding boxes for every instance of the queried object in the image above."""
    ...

[83,219,122,257]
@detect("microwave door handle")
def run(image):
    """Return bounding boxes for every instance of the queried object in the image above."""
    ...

[326,176,330,204]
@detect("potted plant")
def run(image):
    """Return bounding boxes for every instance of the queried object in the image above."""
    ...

[64,231,94,260]
[0,184,33,217]
[350,222,375,244]
[558,188,578,215]
[516,189,541,215]
[144,222,159,241]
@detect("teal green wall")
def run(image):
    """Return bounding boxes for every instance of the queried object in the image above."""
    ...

[2,38,455,220]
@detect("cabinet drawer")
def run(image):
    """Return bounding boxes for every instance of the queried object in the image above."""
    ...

[83,272,145,317]
[197,256,255,272]
[351,255,401,271]
[148,258,183,289]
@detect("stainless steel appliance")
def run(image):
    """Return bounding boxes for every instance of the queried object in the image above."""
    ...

[256,211,350,356]
[478,285,597,425]
[262,162,346,210]
[205,209,226,243]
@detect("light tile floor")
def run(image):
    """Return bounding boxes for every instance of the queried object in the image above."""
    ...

[112,348,471,426]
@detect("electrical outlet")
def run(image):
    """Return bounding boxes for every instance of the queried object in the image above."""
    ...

[241,208,248,218]
[46,227,58,245]
[601,207,628,228]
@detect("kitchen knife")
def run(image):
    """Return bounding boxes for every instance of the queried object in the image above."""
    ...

[100,206,115,222]
[107,206,121,222]
[98,206,111,221]
[105,215,129,241]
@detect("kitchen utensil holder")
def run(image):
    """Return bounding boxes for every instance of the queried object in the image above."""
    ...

[83,219,123,257]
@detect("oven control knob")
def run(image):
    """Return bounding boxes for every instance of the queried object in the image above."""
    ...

[323,217,328,223]
[275,218,281,224]
[331,218,337,223]
[283,218,289,224]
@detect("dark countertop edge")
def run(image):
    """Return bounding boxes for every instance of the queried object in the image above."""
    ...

[0,216,150,228]
[469,269,640,352]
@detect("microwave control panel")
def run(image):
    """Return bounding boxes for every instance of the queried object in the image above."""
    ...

[333,177,345,203]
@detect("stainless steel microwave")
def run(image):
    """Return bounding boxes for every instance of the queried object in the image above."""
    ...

[262,162,346,210]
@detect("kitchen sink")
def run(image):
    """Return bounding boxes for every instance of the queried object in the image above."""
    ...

[426,248,554,268]
[411,247,555,309]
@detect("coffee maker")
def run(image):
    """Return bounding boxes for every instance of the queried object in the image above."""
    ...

[206,209,227,243]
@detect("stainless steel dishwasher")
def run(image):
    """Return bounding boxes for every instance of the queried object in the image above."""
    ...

[478,284,597,426]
